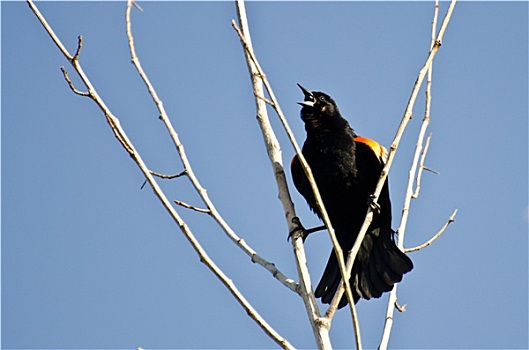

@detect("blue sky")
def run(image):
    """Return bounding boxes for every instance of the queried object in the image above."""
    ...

[2,1,528,349]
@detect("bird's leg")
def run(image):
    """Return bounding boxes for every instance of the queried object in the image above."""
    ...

[288,216,326,241]
[368,194,381,214]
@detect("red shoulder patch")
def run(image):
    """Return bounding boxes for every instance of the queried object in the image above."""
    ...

[354,136,387,162]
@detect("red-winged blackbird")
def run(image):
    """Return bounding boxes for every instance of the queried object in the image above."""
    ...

[291,84,413,308]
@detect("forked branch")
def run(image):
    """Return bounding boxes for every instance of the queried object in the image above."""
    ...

[327,0,457,321]
[379,1,457,349]
[125,0,297,296]
[28,0,295,348]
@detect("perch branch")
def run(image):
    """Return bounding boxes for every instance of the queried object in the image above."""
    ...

[233,1,338,348]
[232,16,361,347]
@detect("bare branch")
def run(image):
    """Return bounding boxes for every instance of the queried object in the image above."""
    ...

[233,1,336,348]
[405,209,457,253]
[131,0,143,12]
[395,301,407,313]
[379,2,455,349]
[173,200,211,214]
[72,35,83,62]
[232,17,361,343]
[125,2,296,347]
[254,92,275,106]
[125,0,295,293]
[27,1,74,61]
[423,165,440,175]
[330,0,457,327]
[30,1,295,347]
[60,67,89,96]
[413,133,432,198]
[151,170,187,179]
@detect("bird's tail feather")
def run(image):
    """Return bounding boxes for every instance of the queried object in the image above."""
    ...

[315,228,413,309]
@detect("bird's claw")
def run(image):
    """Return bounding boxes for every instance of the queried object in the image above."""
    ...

[288,217,326,242]
[288,216,306,241]
[368,195,381,214]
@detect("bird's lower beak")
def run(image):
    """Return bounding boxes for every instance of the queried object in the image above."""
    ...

[297,100,315,107]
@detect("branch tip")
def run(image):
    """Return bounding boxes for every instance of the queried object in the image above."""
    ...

[131,0,143,12]
[72,35,83,62]
[395,301,407,312]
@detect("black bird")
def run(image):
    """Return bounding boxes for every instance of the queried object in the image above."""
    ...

[291,84,413,308]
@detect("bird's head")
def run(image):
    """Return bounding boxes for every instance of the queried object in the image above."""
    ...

[297,84,345,131]
[297,84,338,117]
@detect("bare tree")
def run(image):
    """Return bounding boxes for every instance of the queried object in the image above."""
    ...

[26,0,457,348]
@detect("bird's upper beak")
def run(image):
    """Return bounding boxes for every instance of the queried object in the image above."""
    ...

[297,83,315,107]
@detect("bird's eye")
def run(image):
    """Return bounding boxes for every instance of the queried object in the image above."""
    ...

[319,96,325,102]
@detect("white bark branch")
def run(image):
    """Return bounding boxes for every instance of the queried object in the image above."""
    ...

[378,2,458,349]
[28,1,294,348]
[232,3,364,346]
[125,0,297,295]
[232,1,334,348]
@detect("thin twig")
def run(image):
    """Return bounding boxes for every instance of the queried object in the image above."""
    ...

[395,301,407,313]
[174,200,211,214]
[60,67,90,96]
[254,92,275,106]
[141,168,186,191]
[405,209,457,253]
[412,133,440,198]
[413,133,433,198]
[72,35,83,62]
[131,0,143,12]
[151,170,187,179]
[423,165,440,175]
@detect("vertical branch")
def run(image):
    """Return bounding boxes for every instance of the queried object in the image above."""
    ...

[326,0,457,320]
[412,133,433,198]
[232,3,364,345]
[379,1,441,349]
[233,1,333,348]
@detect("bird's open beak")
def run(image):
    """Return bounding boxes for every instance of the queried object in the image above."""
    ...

[297,83,315,107]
